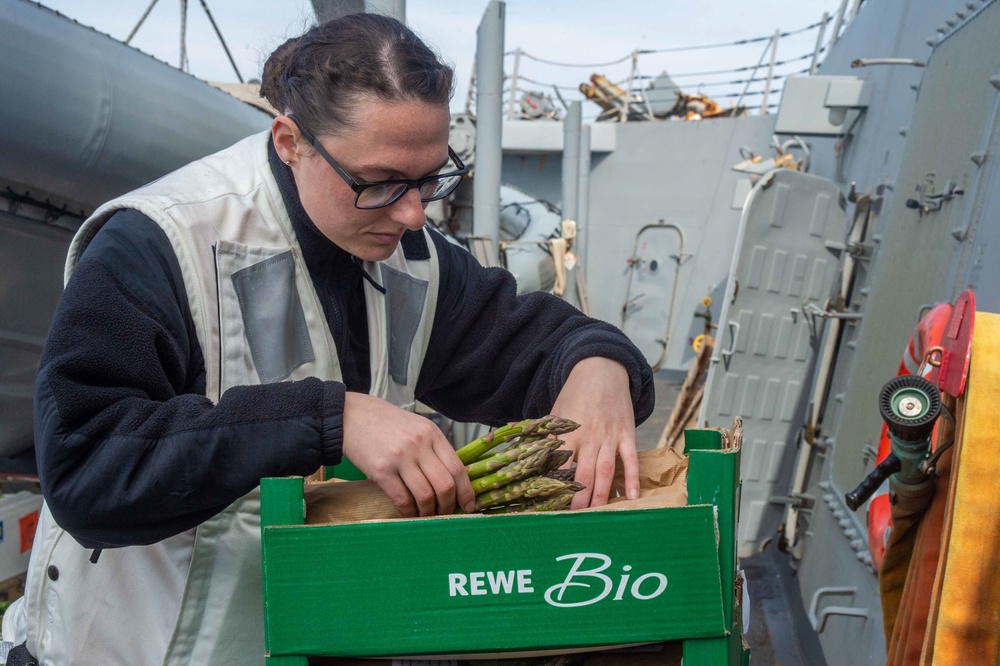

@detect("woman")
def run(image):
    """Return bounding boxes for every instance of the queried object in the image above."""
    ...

[2,13,653,664]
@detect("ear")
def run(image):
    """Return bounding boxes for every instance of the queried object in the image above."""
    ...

[271,116,300,165]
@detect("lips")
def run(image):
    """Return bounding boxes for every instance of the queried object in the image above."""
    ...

[369,231,403,245]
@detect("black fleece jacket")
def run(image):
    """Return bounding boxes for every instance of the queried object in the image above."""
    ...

[34,137,654,548]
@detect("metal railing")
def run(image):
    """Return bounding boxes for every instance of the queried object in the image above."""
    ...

[469,1,863,122]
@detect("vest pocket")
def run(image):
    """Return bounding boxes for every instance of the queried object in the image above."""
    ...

[217,242,314,386]
[381,265,428,385]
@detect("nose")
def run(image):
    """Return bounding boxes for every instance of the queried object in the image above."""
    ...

[388,187,428,231]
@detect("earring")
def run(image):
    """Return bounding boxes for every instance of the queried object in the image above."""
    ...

[284,160,291,166]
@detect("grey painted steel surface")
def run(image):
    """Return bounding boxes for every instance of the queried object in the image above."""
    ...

[825,0,1000,504]
[779,2,1000,665]
[0,212,74,460]
[500,115,778,373]
[310,0,365,23]
[365,0,405,21]
[588,116,778,371]
[561,102,581,223]
[774,76,873,137]
[621,223,685,370]
[700,168,847,557]
[472,0,505,249]
[798,495,884,664]
[577,125,592,262]
[0,0,272,211]
[312,0,406,22]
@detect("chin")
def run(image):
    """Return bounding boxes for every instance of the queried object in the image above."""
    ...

[355,244,398,263]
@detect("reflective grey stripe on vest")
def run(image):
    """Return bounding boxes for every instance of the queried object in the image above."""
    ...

[215,239,326,390]
[382,265,428,385]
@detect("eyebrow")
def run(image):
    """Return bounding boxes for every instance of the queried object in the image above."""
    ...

[355,155,452,182]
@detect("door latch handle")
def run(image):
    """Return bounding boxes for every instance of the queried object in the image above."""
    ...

[720,320,741,369]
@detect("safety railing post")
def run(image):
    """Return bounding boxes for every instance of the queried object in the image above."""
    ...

[811,13,830,74]
[760,29,780,114]
[507,47,521,121]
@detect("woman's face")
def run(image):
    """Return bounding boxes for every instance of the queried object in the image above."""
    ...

[286,98,452,262]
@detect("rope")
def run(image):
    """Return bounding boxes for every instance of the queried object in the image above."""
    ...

[652,50,817,79]
[625,65,811,91]
[503,17,828,67]
[515,74,584,92]
[672,70,797,89]
[714,87,782,99]
[638,19,827,54]
[511,51,633,68]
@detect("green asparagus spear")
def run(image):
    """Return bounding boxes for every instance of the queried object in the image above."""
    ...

[455,416,580,465]
[465,438,564,480]
[525,489,577,512]
[470,448,556,495]
[483,485,583,513]
[474,476,582,511]
[540,449,573,474]
[543,468,576,483]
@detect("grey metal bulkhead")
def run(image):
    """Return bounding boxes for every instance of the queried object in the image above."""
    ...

[700,168,848,557]
[621,222,686,371]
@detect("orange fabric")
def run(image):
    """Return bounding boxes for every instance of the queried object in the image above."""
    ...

[920,312,1000,665]
[879,462,937,654]
[883,442,951,665]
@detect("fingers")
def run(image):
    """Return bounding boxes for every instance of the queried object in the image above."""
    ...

[566,441,617,509]
[377,450,466,518]
[618,436,641,501]
[568,443,595,510]
[397,425,470,517]
[399,464,439,517]
[343,393,471,517]
[545,356,638,509]
[564,430,639,509]
[378,474,418,518]
[433,437,476,514]
[588,442,621,506]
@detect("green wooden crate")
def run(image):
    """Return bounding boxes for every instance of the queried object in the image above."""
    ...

[261,428,748,665]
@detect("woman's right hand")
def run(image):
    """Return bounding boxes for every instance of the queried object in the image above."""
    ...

[342,392,475,517]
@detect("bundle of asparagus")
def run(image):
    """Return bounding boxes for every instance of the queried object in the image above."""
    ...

[455,416,585,514]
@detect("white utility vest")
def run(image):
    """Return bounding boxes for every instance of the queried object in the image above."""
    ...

[2,131,439,664]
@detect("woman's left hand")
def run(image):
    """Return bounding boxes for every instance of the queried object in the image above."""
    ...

[549,357,640,509]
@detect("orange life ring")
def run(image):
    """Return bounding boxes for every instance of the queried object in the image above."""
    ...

[868,302,951,570]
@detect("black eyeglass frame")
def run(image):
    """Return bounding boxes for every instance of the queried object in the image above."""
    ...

[286,114,469,210]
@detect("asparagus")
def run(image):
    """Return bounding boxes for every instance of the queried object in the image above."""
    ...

[543,468,576,483]
[455,416,580,465]
[465,438,565,480]
[471,448,554,495]
[474,476,583,512]
[449,416,585,514]
[470,448,574,495]
[526,489,576,512]
[484,487,582,513]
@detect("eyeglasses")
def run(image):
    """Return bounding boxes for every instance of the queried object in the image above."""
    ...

[286,114,469,210]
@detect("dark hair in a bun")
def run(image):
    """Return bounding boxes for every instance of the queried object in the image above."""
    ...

[260,13,453,136]
[260,35,301,113]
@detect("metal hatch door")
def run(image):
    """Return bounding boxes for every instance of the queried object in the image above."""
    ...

[621,222,686,370]
[700,168,847,556]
